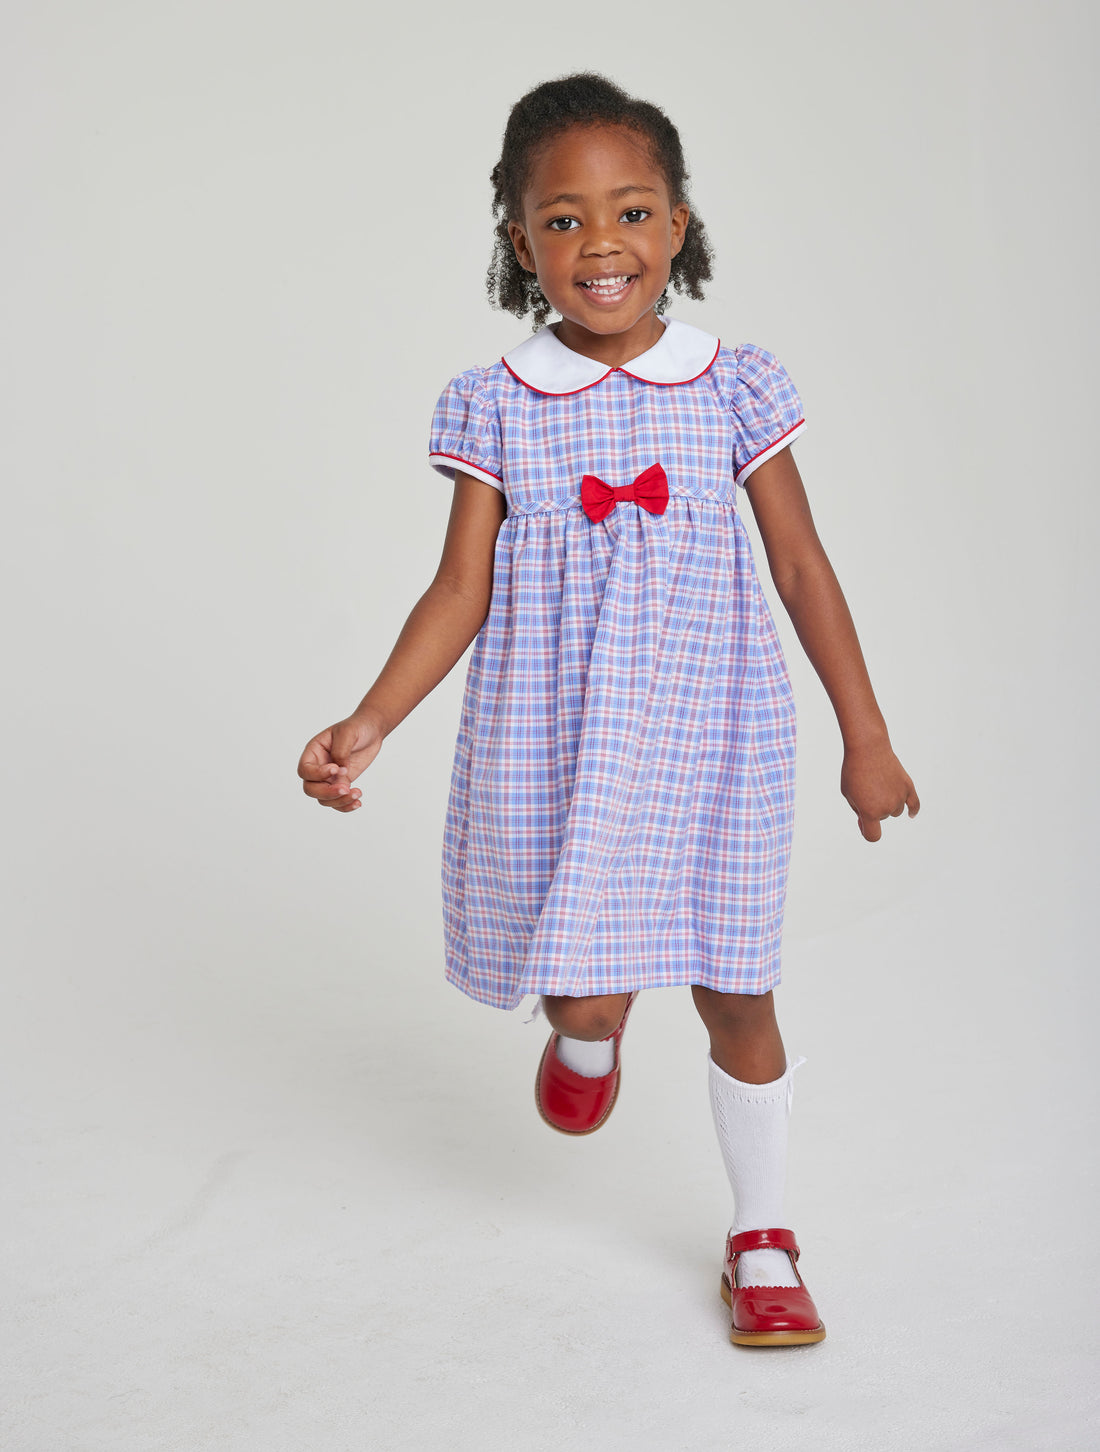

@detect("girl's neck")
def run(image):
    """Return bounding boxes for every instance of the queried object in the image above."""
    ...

[551,310,666,370]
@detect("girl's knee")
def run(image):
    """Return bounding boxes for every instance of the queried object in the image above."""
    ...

[542,992,629,1041]
[691,985,777,1033]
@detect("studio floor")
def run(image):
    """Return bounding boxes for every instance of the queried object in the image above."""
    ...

[4,876,1096,1452]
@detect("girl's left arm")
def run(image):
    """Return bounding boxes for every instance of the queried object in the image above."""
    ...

[744,448,919,841]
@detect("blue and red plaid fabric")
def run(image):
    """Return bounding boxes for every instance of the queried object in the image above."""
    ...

[427,331,805,1010]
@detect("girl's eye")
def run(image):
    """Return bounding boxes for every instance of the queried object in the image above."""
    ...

[621,208,651,224]
[547,216,579,232]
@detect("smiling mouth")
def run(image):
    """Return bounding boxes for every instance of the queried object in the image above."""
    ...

[578,274,637,301]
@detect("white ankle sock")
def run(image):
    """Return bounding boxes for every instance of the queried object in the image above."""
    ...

[554,1032,615,1078]
[707,1053,804,1289]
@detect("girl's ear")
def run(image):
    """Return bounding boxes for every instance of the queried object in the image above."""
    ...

[507,219,537,274]
[670,203,690,260]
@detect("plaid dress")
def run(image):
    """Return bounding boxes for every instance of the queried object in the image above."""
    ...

[428,317,806,1011]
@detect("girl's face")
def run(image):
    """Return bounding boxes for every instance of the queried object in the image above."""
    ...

[508,124,690,363]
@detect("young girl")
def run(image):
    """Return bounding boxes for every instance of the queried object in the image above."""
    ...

[297,73,918,1348]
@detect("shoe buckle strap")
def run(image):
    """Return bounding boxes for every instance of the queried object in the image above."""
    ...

[727,1227,801,1260]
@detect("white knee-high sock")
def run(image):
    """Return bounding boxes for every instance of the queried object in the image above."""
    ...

[707,1053,805,1289]
[555,1033,615,1077]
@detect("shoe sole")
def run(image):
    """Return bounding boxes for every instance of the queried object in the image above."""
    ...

[720,1277,827,1346]
[534,1034,623,1136]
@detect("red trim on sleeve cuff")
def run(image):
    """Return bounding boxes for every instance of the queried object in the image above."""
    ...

[734,419,806,486]
[429,452,504,491]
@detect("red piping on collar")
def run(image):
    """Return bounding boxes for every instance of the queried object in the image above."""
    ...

[501,356,613,397]
[501,337,721,397]
[618,337,721,388]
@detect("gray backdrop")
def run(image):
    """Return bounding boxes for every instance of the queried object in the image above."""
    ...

[3,2,1097,1448]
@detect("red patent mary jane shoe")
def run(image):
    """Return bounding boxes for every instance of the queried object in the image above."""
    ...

[720,1228,827,1346]
[535,992,638,1136]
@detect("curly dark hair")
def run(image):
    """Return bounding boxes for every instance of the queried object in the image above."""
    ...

[487,72,715,330]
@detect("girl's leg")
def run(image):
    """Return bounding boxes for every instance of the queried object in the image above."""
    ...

[541,991,632,1076]
[692,986,801,1288]
[691,985,786,1084]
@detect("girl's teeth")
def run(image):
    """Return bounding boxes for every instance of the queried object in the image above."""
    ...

[583,275,631,289]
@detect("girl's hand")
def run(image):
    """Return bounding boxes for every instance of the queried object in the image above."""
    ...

[297,709,385,813]
[840,739,920,842]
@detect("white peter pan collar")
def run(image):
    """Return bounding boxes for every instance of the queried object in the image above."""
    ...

[501,315,720,396]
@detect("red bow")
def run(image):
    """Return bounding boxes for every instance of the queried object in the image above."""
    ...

[580,462,669,523]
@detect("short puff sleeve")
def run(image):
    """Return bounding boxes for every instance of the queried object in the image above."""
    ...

[428,369,504,493]
[729,345,806,487]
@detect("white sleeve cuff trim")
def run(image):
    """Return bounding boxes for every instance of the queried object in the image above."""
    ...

[734,420,806,487]
[429,453,505,494]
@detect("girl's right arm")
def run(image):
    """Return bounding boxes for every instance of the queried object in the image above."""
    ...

[297,472,508,812]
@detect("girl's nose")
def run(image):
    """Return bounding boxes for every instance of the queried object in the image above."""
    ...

[584,234,623,256]
[582,212,626,255]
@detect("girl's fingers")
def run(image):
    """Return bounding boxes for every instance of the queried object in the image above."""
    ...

[300,772,345,797]
[302,774,359,804]
[326,789,363,811]
[856,787,919,839]
[298,755,343,783]
[298,723,373,814]
[297,731,337,776]
[858,814,882,842]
